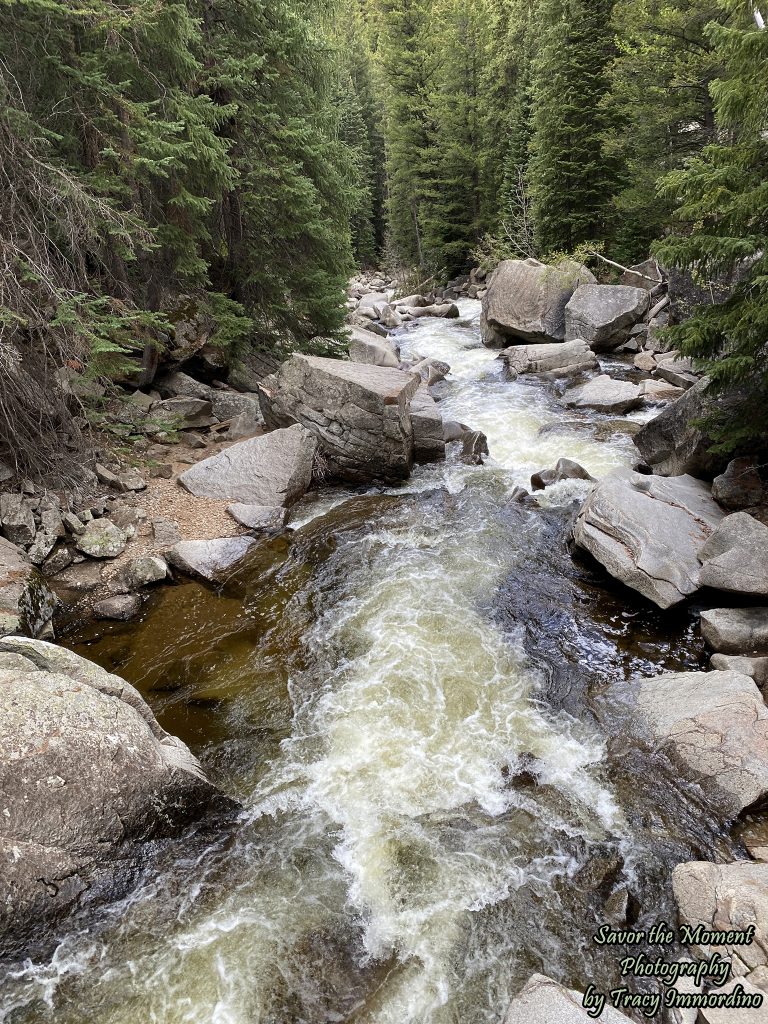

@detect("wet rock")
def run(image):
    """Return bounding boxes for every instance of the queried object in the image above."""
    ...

[565,284,650,351]
[481,258,595,346]
[531,458,595,491]
[562,375,643,415]
[503,974,633,1024]
[227,503,287,531]
[443,420,471,442]
[180,424,316,507]
[75,519,127,559]
[93,594,142,621]
[509,486,531,503]
[572,469,724,608]
[713,458,768,512]
[698,512,768,596]
[259,355,420,483]
[460,429,489,465]
[700,608,768,656]
[501,338,598,376]
[27,532,57,567]
[672,861,768,975]
[0,637,225,959]
[637,671,768,816]
[49,560,104,593]
[0,494,36,547]
[633,378,729,479]
[152,396,215,430]
[348,330,400,368]
[410,387,446,463]
[402,302,459,319]
[41,545,73,578]
[167,537,257,584]
[711,654,768,688]
[411,356,450,386]
[0,538,57,638]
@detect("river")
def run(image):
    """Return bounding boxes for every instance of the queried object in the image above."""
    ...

[0,301,738,1023]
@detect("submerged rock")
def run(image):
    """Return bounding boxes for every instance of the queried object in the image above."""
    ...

[636,670,768,816]
[562,375,643,415]
[460,429,489,465]
[93,593,142,621]
[572,469,724,608]
[503,974,632,1023]
[481,258,595,346]
[698,512,768,596]
[0,637,226,958]
[565,284,650,351]
[179,424,316,507]
[259,354,422,483]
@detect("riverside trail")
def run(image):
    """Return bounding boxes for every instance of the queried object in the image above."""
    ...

[0,301,737,1024]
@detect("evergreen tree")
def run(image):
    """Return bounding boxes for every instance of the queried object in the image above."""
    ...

[528,0,620,255]
[605,0,724,263]
[654,0,768,451]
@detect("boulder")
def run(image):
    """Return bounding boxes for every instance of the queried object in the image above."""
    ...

[460,430,489,465]
[640,379,685,403]
[411,357,450,386]
[620,258,663,292]
[531,458,595,491]
[565,284,650,351]
[633,378,728,479]
[393,294,430,309]
[226,411,260,441]
[0,637,225,957]
[0,538,57,637]
[167,537,257,584]
[379,304,403,329]
[402,303,459,319]
[481,258,595,346]
[672,861,768,976]
[0,494,35,547]
[75,519,127,559]
[209,390,262,424]
[151,396,215,430]
[93,594,142,621]
[698,512,768,596]
[655,354,699,390]
[258,355,420,483]
[357,291,388,310]
[503,974,633,1024]
[501,339,598,376]
[226,504,288,531]
[711,654,768,688]
[348,331,400,368]
[179,424,316,507]
[410,387,446,464]
[572,470,724,608]
[443,420,471,443]
[636,670,768,816]
[713,458,768,512]
[119,554,169,590]
[561,375,643,415]
[160,371,212,400]
[701,608,768,656]
[634,351,657,372]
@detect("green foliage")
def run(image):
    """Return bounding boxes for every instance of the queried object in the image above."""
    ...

[654,0,768,451]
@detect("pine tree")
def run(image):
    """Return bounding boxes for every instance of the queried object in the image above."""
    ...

[605,0,724,263]
[528,0,620,256]
[654,0,768,451]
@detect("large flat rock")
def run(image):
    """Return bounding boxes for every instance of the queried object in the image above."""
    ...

[637,670,768,816]
[258,354,421,483]
[481,258,595,346]
[179,424,316,506]
[698,512,768,596]
[565,284,649,351]
[573,470,724,608]
[501,338,597,375]
[562,374,643,414]
[503,974,633,1023]
[0,637,223,957]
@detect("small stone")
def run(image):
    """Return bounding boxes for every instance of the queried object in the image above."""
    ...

[150,464,174,479]
[75,519,127,559]
[95,463,122,490]
[152,519,182,548]
[119,470,147,492]
[27,532,57,567]
[93,594,142,621]
[0,494,36,547]
[181,432,208,450]
[41,546,74,578]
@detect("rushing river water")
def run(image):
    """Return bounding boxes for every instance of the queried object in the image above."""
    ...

[1,302,740,1023]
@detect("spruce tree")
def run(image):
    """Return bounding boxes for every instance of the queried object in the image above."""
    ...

[528,0,620,256]
[654,0,768,451]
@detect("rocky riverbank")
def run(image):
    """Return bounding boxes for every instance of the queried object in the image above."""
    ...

[1,260,768,1021]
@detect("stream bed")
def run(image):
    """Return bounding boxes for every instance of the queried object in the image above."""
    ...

[0,301,741,1023]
